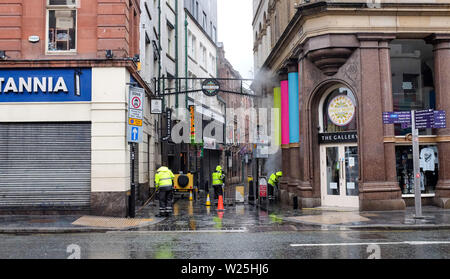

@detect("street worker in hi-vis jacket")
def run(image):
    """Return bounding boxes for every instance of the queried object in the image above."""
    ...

[155,165,175,217]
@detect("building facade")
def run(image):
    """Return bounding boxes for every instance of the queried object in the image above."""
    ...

[217,42,254,200]
[253,0,450,210]
[156,0,224,195]
[0,0,155,216]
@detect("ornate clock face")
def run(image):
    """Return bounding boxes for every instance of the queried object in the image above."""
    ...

[327,95,355,127]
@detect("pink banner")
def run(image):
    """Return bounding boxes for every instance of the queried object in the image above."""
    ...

[280,80,289,145]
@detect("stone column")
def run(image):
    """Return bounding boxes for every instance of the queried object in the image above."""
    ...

[297,52,316,208]
[287,61,300,204]
[357,34,405,211]
[430,35,450,209]
[379,39,399,185]
[278,70,290,204]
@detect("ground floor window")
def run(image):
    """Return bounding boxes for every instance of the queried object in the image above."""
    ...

[395,145,439,195]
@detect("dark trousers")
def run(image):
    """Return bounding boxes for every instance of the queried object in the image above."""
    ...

[158,188,174,213]
[213,184,223,200]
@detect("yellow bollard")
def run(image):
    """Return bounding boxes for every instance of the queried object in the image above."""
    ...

[206,193,211,206]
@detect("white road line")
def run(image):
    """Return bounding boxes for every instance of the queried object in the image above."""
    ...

[290,241,450,247]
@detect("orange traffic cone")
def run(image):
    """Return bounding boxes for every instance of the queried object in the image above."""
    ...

[206,194,211,206]
[217,211,224,220]
[217,195,224,211]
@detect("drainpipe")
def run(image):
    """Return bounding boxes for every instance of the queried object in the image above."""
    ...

[158,0,162,107]
[185,13,189,109]
[175,0,179,108]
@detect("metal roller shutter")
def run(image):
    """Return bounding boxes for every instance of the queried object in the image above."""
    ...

[0,123,91,210]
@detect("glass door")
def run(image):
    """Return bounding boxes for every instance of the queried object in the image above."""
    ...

[320,144,359,208]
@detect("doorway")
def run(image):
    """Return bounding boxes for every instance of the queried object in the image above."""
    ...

[320,144,359,208]
[317,84,359,208]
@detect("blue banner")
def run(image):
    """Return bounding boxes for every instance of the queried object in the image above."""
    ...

[0,68,92,102]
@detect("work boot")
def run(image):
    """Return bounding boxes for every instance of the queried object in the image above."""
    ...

[156,211,166,218]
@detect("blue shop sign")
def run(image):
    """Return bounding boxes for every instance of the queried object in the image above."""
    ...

[0,68,92,102]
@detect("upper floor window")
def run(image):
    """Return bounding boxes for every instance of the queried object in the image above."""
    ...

[390,39,435,136]
[167,21,175,57]
[47,0,78,53]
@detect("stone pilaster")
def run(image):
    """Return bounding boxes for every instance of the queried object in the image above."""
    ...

[357,34,405,211]
[429,34,450,209]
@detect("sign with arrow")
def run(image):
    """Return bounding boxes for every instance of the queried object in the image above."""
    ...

[127,86,145,144]
[382,109,447,219]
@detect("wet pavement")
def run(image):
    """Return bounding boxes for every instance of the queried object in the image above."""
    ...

[134,198,450,232]
[0,197,450,233]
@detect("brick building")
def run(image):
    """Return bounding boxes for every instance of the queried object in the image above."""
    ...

[217,42,254,200]
[0,0,155,216]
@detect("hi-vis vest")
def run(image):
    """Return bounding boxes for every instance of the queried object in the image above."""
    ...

[268,173,278,187]
[212,171,224,186]
[155,167,175,189]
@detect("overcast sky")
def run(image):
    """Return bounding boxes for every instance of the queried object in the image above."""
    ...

[217,0,254,79]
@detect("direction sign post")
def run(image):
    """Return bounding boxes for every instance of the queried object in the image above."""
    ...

[411,111,423,219]
[383,109,447,219]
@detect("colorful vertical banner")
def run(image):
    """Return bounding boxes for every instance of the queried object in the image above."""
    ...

[189,105,195,144]
[273,87,282,146]
[280,80,290,145]
[288,71,300,144]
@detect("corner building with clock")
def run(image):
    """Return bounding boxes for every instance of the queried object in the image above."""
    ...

[253,0,450,211]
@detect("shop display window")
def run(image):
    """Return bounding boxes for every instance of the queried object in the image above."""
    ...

[390,40,435,136]
[395,145,439,195]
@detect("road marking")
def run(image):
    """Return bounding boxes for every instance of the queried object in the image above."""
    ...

[290,241,450,247]
[106,228,249,234]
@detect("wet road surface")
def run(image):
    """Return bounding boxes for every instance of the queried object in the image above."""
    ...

[0,199,449,259]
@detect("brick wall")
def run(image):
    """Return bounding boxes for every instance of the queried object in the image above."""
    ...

[0,0,140,60]
[0,0,22,59]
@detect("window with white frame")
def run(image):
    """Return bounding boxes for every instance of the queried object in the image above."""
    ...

[167,21,175,57]
[200,44,207,69]
[188,31,197,60]
[47,0,78,52]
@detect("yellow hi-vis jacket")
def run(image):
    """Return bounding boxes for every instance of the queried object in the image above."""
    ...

[212,171,225,186]
[268,173,278,187]
[155,167,175,189]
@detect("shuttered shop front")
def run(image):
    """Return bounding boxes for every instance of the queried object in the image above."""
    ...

[0,123,91,210]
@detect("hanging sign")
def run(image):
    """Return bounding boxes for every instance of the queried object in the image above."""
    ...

[328,95,355,126]
[201,78,220,97]
[189,105,195,144]
[151,98,163,114]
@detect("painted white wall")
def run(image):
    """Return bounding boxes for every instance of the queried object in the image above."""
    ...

[0,67,151,193]
[180,11,223,119]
